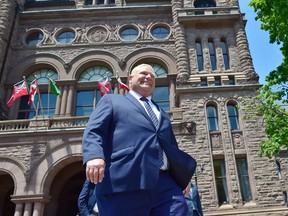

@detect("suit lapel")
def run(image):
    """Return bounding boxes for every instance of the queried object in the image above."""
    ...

[125,93,158,129]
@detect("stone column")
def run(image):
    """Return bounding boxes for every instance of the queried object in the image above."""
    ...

[14,203,23,216]
[0,0,19,118]
[32,202,44,216]
[171,0,191,83]
[23,203,33,216]
[234,22,258,83]
[169,79,176,109]
[60,85,68,116]
[55,86,62,117]
[65,85,74,117]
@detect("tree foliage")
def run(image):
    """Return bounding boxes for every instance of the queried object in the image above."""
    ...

[248,0,288,158]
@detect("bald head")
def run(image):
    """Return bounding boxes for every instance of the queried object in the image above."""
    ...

[130,64,156,77]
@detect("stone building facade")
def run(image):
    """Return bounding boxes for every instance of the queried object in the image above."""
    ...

[0,0,288,216]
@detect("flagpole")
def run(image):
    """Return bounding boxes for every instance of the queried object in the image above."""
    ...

[29,79,38,119]
[36,79,43,118]
[48,78,51,117]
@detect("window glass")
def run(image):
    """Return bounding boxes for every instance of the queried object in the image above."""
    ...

[194,0,216,7]
[57,31,75,44]
[26,31,43,46]
[227,105,239,130]
[76,90,101,116]
[236,158,252,203]
[214,159,229,205]
[221,38,230,70]
[79,66,113,82]
[150,63,167,77]
[228,76,235,85]
[120,28,138,41]
[85,0,93,5]
[208,40,217,70]
[200,77,208,86]
[151,27,169,39]
[207,105,218,131]
[18,93,57,119]
[26,69,58,84]
[215,77,221,86]
[97,0,104,4]
[196,40,204,71]
[153,87,169,112]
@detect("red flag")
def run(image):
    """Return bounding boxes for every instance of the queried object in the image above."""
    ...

[7,80,28,107]
[117,76,130,91]
[98,78,111,96]
[28,80,38,106]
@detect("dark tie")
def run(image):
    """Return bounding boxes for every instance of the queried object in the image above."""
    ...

[140,97,164,168]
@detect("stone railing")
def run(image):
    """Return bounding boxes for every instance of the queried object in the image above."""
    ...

[177,6,239,19]
[0,119,30,131]
[0,116,89,132]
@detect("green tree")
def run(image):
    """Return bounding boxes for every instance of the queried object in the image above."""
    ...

[248,0,288,158]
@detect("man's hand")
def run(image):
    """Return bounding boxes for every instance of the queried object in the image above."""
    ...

[86,158,105,184]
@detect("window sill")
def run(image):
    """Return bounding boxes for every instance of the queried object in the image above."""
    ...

[243,201,257,208]
[219,204,233,210]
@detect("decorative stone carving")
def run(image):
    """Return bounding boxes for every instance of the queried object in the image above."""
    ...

[87,25,108,43]
[172,121,196,135]
[210,132,223,151]
[232,131,245,149]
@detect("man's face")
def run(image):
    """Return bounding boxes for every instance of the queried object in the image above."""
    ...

[129,66,156,97]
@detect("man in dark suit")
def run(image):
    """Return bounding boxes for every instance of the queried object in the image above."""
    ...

[82,63,196,216]
[78,179,99,216]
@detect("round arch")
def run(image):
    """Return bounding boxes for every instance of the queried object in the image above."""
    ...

[69,50,123,79]
[27,142,83,195]
[6,54,67,83]
[124,48,177,75]
[0,157,26,194]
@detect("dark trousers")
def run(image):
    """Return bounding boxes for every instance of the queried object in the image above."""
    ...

[97,172,189,216]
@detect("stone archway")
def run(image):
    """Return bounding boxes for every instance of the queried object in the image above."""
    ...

[44,161,85,216]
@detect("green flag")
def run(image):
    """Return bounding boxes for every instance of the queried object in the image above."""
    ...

[49,79,61,96]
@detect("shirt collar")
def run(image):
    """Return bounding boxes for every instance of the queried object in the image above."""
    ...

[129,90,152,101]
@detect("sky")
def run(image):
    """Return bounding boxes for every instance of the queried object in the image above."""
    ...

[238,1,283,84]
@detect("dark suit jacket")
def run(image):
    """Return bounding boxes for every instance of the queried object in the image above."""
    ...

[82,93,196,194]
[78,179,97,216]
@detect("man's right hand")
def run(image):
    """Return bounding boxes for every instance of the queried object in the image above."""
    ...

[86,158,105,184]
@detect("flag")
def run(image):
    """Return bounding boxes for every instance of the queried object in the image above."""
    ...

[28,80,38,106]
[98,78,111,96]
[7,80,28,107]
[49,78,61,96]
[117,76,130,91]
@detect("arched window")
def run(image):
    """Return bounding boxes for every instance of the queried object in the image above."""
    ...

[18,69,59,119]
[195,39,204,71]
[194,0,216,8]
[79,66,113,82]
[150,63,169,111]
[221,38,230,70]
[208,38,217,71]
[76,66,113,116]
[227,104,239,130]
[207,105,218,131]
[150,63,167,77]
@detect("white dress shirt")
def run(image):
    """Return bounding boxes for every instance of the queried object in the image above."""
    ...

[129,90,169,170]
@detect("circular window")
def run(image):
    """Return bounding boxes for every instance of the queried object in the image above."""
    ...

[119,28,138,41]
[57,31,75,44]
[151,27,170,39]
[26,31,44,46]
